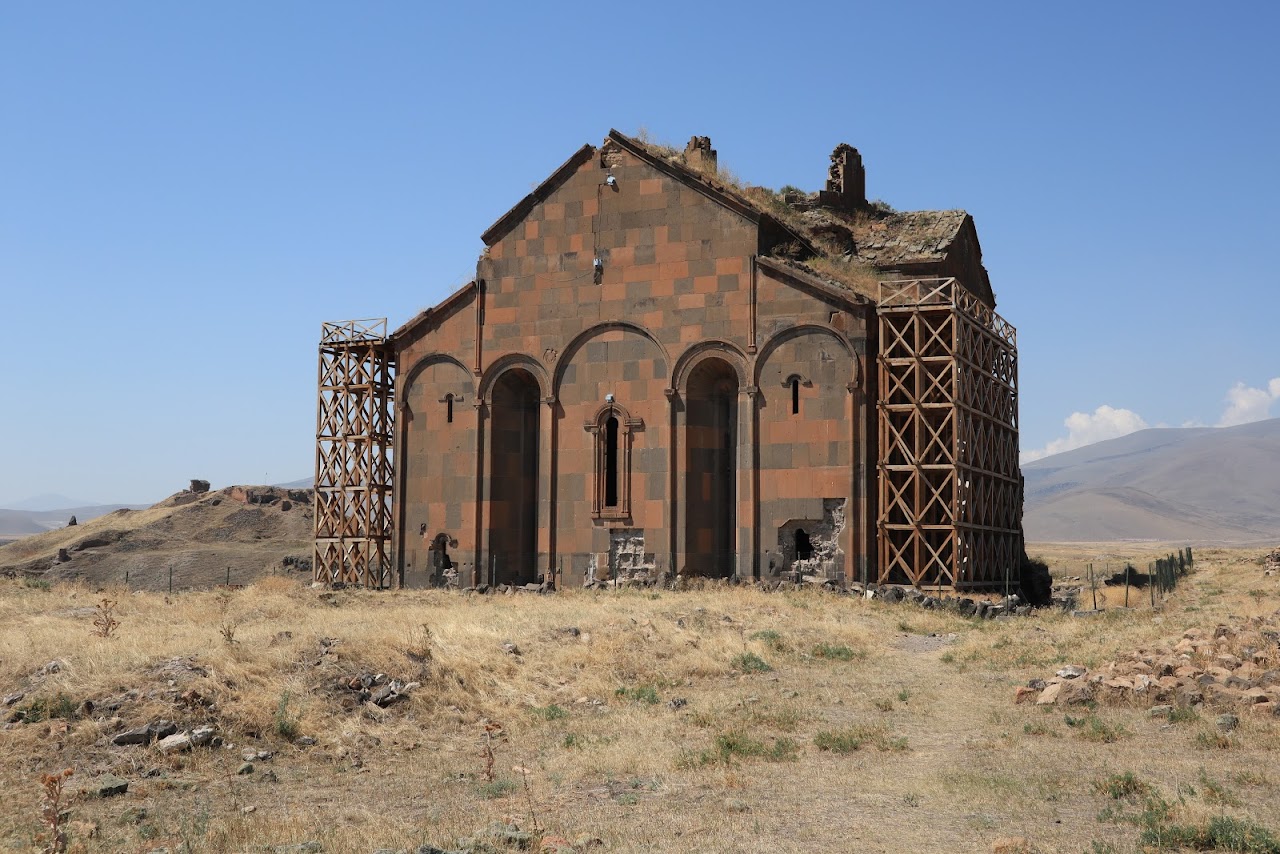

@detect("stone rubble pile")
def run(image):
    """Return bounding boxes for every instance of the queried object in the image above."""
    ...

[1264,548,1279,576]
[851,582,1034,619]
[1018,613,1280,714]
[336,672,420,709]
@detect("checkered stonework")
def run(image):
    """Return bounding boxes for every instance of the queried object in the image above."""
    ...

[380,131,1016,590]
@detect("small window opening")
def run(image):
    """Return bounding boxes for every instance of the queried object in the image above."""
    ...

[790,378,800,415]
[795,528,813,561]
[604,416,619,507]
[445,393,454,424]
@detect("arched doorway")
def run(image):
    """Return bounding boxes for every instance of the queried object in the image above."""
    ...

[489,369,540,584]
[684,358,738,577]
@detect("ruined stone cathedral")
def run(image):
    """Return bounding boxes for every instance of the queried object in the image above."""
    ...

[321,130,1021,591]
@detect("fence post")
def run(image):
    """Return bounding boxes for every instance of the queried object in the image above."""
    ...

[1150,563,1155,607]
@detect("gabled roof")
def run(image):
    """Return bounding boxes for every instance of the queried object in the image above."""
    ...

[606,130,817,256]
[478,130,818,257]
[390,279,476,344]
[755,256,873,306]
[481,144,597,246]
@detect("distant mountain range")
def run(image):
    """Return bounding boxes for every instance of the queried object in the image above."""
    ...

[7,493,98,512]
[0,503,152,539]
[6,420,1275,546]
[1022,417,1280,543]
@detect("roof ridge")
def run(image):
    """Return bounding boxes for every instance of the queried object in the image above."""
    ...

[481,144,597,247]
[605,130,818,257]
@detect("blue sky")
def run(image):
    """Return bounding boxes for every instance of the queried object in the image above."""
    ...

[2,2,1277,506]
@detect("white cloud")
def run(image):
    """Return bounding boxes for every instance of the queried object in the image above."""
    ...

[1021,405,1148,463]
[1217,377,1280,427]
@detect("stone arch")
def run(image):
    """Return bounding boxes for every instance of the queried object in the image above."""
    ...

[479,353,550,404]
[753,324,856,388]
[671,339,749,395]
[682,355,740,578]
[487,366,542,585]
[398,353,476,587]
[553,321,669,400]
[401,352,474,391]
[400,354,475,421]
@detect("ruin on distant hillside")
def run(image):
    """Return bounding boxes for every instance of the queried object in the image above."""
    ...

[312,130,1020,591]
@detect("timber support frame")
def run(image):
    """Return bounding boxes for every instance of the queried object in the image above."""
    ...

[314,318,396,588]
[876,278,1020,591]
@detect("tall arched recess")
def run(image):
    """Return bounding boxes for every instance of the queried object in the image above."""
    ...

[399,356,474,587]
[684,356,739,577]
[488,368,540,584]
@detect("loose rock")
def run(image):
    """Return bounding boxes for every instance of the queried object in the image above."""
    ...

[154,725,216,754]
[95,774,129,797]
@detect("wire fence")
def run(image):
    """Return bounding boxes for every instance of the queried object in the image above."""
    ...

[1077,547,1194,610]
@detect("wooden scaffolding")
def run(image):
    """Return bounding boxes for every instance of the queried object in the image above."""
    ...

[877,279,1020,590]
[313,319,396,588]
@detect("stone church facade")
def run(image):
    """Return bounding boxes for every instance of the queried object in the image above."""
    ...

[386,130,1007,589]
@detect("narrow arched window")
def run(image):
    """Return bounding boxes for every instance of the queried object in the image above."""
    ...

[586,403,642,520]
[445,393,454,424]
[795,528,813,561]
[604,416,619,507]
[791,378,800,415]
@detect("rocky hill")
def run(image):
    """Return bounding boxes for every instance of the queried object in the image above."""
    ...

[1023,418,1280,543]
[0,485,313,589]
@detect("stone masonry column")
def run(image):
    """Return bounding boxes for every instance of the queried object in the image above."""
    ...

[737,386,752,581]
[538,396,556,585]
[666,387,681,577]
[473,399,489,587]
[739,386,760,581]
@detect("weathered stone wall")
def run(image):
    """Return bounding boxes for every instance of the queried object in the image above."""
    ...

[390,133,896,587]
[395,287,480,588]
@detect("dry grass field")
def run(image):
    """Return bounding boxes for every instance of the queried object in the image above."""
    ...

[1,544,1278,853]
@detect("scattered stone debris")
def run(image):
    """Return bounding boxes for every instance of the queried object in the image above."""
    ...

[1021,611,1280,714]
[337,672,419,709]
[1264,547,1280,576]
[852,584,1034,620]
